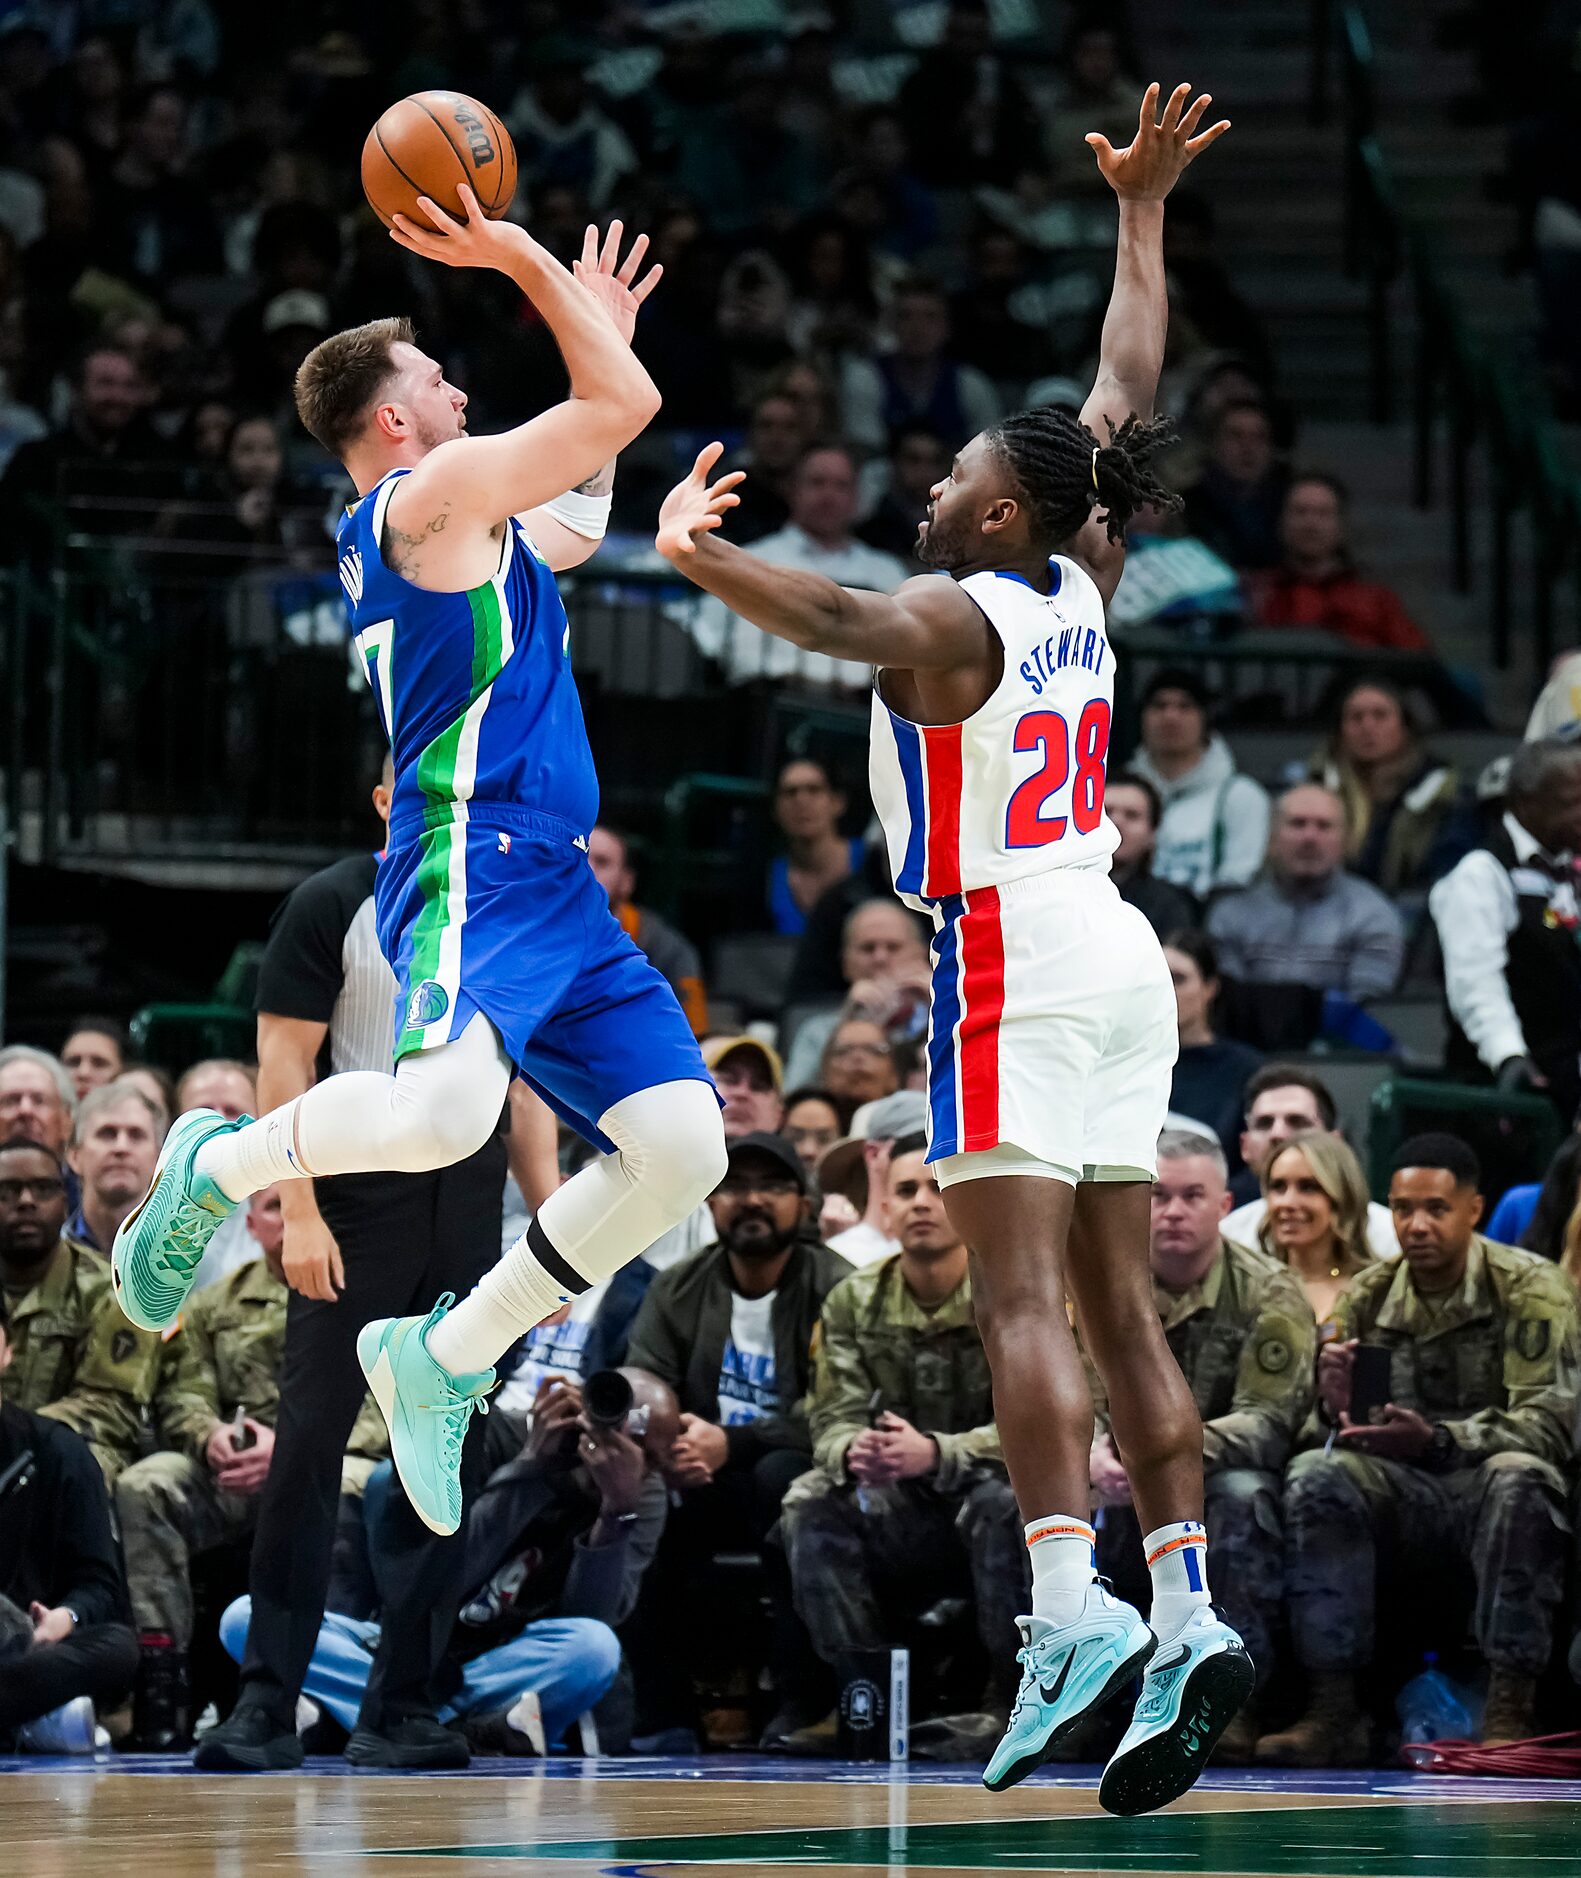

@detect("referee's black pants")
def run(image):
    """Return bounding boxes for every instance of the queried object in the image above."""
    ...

[237,1138,504,1731]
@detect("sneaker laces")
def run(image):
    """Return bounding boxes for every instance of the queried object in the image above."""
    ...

[153,1196,221,1283]
[420,1375,490,1475]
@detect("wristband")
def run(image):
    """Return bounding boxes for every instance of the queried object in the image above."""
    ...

[542,488,612,540]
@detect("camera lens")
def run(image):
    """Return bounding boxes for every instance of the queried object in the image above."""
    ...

[582,1369,634,1431]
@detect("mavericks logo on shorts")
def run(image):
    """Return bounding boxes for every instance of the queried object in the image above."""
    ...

[408,979,451,1029]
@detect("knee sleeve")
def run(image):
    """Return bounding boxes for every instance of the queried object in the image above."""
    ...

[598,1077,727,1217]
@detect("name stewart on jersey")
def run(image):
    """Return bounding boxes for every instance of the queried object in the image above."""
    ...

[336,468,600,840]
[1019,622,1108,695]
[869,556,1121,909]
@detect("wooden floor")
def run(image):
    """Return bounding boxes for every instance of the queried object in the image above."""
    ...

[3,1755,1580,1876]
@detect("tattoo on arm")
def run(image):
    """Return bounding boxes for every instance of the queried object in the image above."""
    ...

[381,502,452,578]
[573,460,616,497]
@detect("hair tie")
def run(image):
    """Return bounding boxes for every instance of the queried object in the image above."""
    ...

[1090,445,1101,495]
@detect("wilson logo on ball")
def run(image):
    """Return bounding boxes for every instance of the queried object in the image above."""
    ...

[449,103,495,167]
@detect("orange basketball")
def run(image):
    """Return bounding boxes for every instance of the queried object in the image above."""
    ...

[361,91,517,231]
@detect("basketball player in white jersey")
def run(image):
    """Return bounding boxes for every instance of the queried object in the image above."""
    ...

[656,86,1241,1814]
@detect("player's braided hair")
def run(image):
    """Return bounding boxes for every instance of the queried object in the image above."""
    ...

[988,406,1181,548]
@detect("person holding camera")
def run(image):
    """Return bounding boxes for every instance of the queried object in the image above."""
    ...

[0,1286,139,1751]
[221,1366,679,1755]
[1261,1134,1579,1766]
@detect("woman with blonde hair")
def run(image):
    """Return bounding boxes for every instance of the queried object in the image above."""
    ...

[1259,1129,1375,1325]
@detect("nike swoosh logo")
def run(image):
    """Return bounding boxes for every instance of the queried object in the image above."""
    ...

[1149,1645,1191,1676]
[1038,1649,1076,1706]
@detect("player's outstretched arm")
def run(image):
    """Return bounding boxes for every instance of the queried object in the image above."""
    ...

[1072,83,1229,601]
[387,191,660,540]
[656,444,985,671]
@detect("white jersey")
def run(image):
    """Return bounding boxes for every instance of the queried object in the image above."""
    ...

[869,556,1121,913]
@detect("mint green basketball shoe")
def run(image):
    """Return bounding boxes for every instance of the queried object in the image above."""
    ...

[1099,1608,1253,1816]
[358,1295,493,1536]
[111,1107,250,1331]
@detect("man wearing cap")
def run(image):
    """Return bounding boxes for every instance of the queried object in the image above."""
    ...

[622,1132,851,1744]
[779,1135,1023,1761]
[1129,668,1272,899]
[817,1089,928,1266]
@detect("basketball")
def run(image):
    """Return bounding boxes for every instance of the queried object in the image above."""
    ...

[361,90,517,231]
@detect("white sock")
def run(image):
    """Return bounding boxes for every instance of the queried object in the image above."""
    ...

[1026,1516,1097,1626]
[1143,1520,1211,1641]
[195,1098,309,1202]
[424,1078,727,1377]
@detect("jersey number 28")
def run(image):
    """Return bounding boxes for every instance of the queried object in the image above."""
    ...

[1005,700,1111,848]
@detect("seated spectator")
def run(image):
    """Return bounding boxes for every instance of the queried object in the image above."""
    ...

[623,1132,850,1745]
[1130,669,1271,898]
[0,1136,158,1483]
[815,1090,928,1267]
[782,1088,844,1181]
[725,393,808,544]
[1042,18,1142,193]
[1431,739,1581,1119]
[1208,784,1405,1002]
[587,826,708,1038]
[0,1045,76,1179]
[64,1078,161,1254]
[822,1016,905,1113]
[896,1,1042,189]
[1183,400,1289,571]
[698,445,908,689]
[60,1018,125,1103]
[1506,1133,1581,1268]
[116,1187,388,1748]
[1090,1130,1315,1758]
[705,1036,785,1142]
[505,39,636,213]
[852,279,1001,448]
[0,1286,138,1753]
[1258,1131,1376,1325]
[778,1137,1023,1761]
[857,424,948,564]
[783,898,932,1092]
[1223,1064,1399,1256]
[1107,772,1198,939]
[1310,679,1474,894]
[235,1368,680,1758]
[1259,1135,1578,1764]
[175,1058,260,1294]
[1247,477,1430,652]
[768,758,864,938]
[1164,932,1263,1168]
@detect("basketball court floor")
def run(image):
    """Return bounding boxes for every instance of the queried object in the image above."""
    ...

[2,1753,1577,1876]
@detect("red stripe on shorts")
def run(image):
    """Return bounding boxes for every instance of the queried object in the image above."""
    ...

[957,886,1005,1150]
[921,724,963,898]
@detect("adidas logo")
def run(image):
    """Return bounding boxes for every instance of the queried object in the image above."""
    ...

[339,549,364,606]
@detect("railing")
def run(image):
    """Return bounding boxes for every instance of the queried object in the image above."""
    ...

[1327,1,1581,673]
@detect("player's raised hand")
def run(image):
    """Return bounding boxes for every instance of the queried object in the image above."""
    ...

[388,183,530,270]
[1086,82,1229,201]
[656,442,746,559]
[573,219,663,345]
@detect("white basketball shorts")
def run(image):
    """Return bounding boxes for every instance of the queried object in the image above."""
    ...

[921,866,1177,1189]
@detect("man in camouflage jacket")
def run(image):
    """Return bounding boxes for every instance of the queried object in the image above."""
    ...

[0,1136,159,1483]
[1088,1130,1315,1757]
[1259,1133,1580,1766]
[779,1136,1025,1758]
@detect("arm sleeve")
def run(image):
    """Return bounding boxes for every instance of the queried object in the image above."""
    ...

[1441,1272,1581,1468]
[1201,1276,1318,1474]
[1429,853,1525,1071]
[1341,888,1406,1001]
[255,863,364,1023]
[1215,778,1272,890]
[807,1285,872,1478]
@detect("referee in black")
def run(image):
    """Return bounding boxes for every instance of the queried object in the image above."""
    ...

[196,759,556,1770]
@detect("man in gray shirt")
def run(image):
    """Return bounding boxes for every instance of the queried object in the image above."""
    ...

[1207,784,1404,1002]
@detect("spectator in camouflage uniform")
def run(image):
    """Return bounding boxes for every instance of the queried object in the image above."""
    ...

[1258,1133,1579,1766]
[1089,1130,1315,1759]
[779,1135,1024,1760]
[114,1186,388,1746]
[0,1136,159,1484]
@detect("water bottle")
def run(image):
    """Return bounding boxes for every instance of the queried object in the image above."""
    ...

[1396,1652,1477,1744]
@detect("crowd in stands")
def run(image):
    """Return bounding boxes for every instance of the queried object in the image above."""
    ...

[3,0,1581,1780]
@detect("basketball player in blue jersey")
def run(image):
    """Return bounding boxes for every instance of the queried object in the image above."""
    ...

[111,197,727,1540]
[656,88,1243,1815]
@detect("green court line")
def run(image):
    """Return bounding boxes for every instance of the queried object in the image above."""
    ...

[374,1797,1581,1874]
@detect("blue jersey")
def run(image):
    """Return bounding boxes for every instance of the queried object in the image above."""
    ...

[336,469,600,838]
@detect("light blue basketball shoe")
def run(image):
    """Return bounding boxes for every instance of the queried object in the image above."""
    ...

[358,1294,492,1536]
[111,1108,250,1331]
[1099,1607,1254,1816]
[982,1587,1156,1793]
